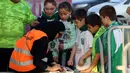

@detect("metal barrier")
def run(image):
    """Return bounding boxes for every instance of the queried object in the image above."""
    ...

[99,38,105,73]
[108,26,130,73]
[117,42,130,73]
[117,18,130,25]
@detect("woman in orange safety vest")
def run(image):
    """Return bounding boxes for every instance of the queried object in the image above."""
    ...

[9,21,65,73]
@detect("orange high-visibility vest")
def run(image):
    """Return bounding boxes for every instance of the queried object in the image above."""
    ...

[9,29,47,72]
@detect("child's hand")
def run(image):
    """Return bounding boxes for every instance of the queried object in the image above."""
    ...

[59,43,64,51]
[67,59,73,66]
[53,56,59,63]
[78,57,85,66]
[31,20,40,26]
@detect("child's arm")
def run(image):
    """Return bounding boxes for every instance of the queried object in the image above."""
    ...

[81,48,92,59]
[51,40,59,63]
[68,44,76,66]
[81,53,100,73]
[79,31,93,66]
[78,48,92,66]
[52,51,59,63]
[52,50,59,63]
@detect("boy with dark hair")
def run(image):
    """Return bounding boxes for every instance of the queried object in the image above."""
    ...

[71,8,88,30]
[99,5,122,73]
[72,8,87,21]
[68,8,93,71]
[80,13,106,73]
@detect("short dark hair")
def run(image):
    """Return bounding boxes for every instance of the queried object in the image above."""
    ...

[58,1,72,12]
[72,8,87,21]
[87,14,102,27]
[44,0,57,7]
[99,5,116,21]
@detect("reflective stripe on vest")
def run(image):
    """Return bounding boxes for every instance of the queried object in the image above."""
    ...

[13,48,31,56]
[10,58,33,66]
[10,48,33,66]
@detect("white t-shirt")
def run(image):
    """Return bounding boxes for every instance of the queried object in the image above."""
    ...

[75,29,93,70]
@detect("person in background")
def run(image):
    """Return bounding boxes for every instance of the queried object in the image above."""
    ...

[126,3,130,15]
[53,1,76,69]
[34,0,60,65]
[37,0,59,23]
[68,9,93,71]
[80,14,105,73]
[9,21,65,73]
[126,3,130,25]
[0,0,36,71]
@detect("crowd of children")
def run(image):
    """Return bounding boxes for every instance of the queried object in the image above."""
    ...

[2,0,123,73]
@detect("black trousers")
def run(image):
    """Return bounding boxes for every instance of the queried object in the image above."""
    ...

[58,49,74,69]
[46,51,54,66]
[0,48,14,72]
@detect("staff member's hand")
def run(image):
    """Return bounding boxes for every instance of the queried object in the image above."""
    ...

[53,56,59,63]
